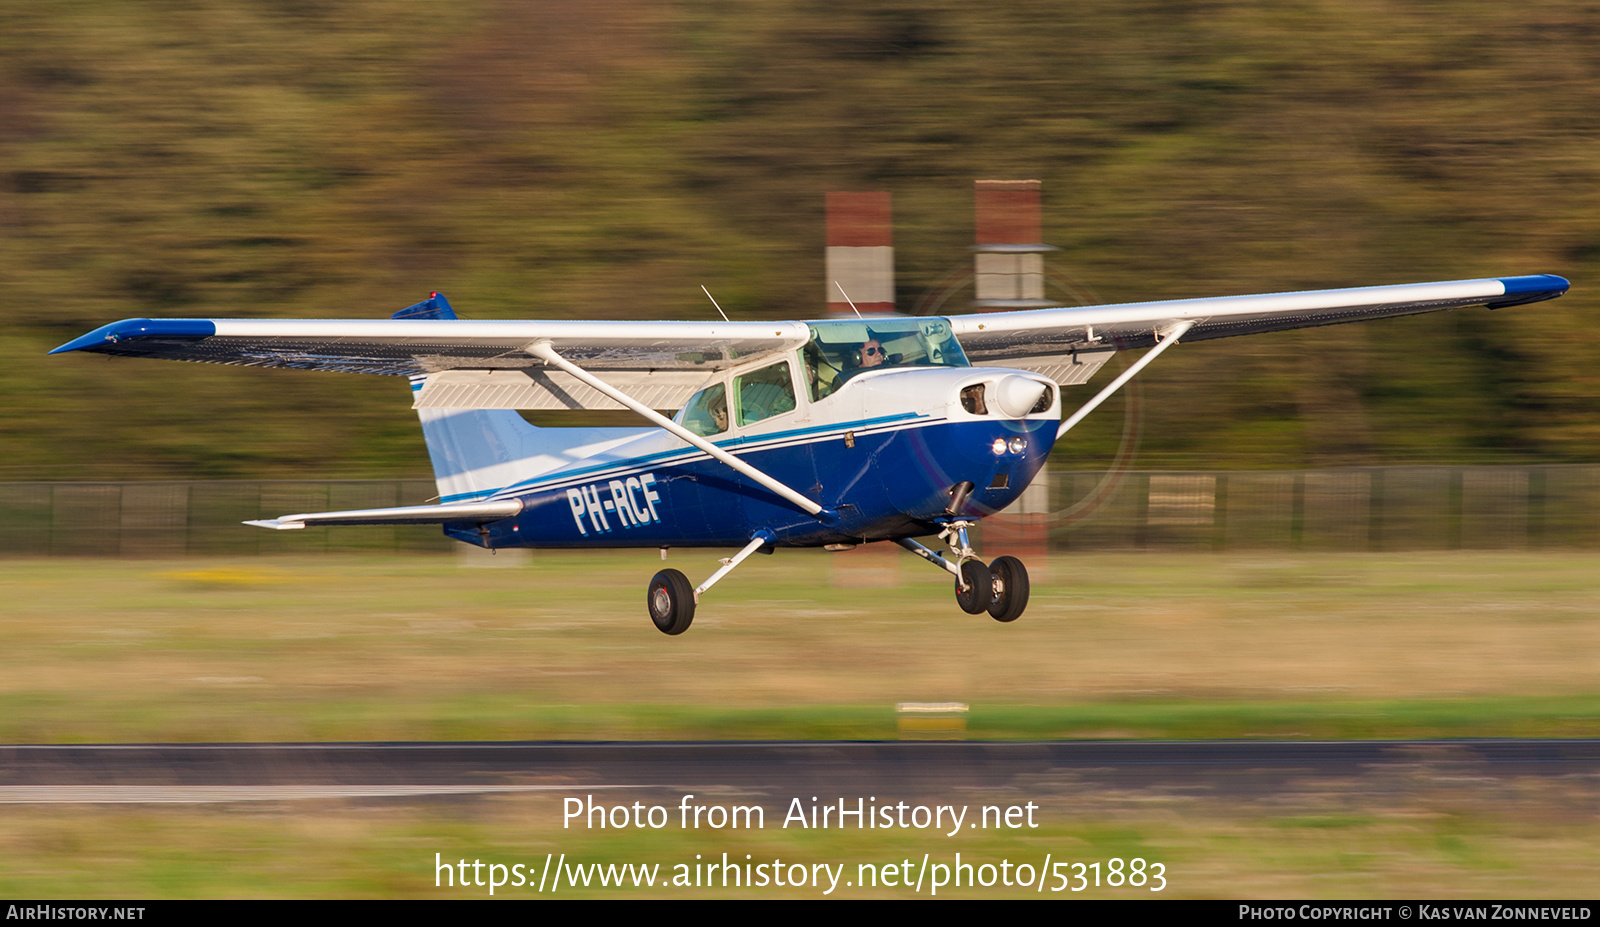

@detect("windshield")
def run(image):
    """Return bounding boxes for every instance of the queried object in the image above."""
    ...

[803,317,967,400]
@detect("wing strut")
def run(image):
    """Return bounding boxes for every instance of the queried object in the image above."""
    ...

[693,533,774,602]
[526,341,829,519]
[1057,321,1193,440]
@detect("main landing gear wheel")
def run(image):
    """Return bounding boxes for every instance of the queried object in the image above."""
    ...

[647,569,695,635]
[954,559,992,615]
[987,555,1030,623]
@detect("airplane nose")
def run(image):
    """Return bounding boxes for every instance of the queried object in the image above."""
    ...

[993,375,1049,417]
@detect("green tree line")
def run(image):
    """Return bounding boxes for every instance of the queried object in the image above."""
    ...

[3,0,1598,479]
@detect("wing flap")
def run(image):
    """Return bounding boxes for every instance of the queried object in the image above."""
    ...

[974,349,1115,386]
[413,367,717,411]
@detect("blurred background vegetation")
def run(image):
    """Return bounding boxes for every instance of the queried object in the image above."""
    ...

[5,0,1599,479]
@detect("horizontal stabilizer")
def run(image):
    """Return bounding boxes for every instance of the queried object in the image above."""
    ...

[244,499,523,530]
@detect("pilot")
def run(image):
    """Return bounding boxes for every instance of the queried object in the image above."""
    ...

[859,338,886,369]
[710,402,728,433]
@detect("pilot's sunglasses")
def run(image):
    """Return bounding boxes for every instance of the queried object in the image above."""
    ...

[864,347,882,356]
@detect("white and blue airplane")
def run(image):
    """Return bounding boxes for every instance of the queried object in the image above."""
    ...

[53,273,1568,634]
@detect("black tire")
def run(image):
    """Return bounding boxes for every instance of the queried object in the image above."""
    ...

[647,569,696,635]
[987,555,1030,623]
[954,559,992,614]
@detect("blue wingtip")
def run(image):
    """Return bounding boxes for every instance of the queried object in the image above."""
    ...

[49,318,217,355]
[1500,274,1570,296]
[1489,274,1570,309]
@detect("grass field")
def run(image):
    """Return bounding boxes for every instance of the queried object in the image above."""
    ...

[1,548,1596,897]
[2,549,1596,742]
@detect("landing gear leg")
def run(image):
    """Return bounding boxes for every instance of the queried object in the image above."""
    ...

[901,523,1032,622]
[898,527,1023,619]
[645,533,772,635]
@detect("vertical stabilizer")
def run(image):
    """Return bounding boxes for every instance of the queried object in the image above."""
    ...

[412,393,561,502]
[393,293,552,502]
[398,294,652,503]
[391,292,458,321]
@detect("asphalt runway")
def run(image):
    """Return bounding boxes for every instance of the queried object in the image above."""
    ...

[1,740,1597,803]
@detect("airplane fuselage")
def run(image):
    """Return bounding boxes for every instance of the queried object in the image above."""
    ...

[444,365,1061,550]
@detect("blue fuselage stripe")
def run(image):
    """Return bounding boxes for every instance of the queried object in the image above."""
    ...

[440,412,929,503]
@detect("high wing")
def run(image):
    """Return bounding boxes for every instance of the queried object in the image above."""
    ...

[50,315,812,411]
[50,318,811,376]
[53,275,1566,381]
[949,274,1568,366]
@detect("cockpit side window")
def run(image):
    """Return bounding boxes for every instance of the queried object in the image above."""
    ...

[734,361,797,427]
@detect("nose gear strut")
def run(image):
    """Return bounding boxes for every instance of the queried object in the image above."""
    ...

[896,517,1030,623]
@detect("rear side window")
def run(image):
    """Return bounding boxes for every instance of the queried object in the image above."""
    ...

[735,362,796,427]
[677,383,728,436]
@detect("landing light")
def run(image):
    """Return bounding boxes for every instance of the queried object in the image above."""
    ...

[1008,437,1027,454]
[990,438,1007,455]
